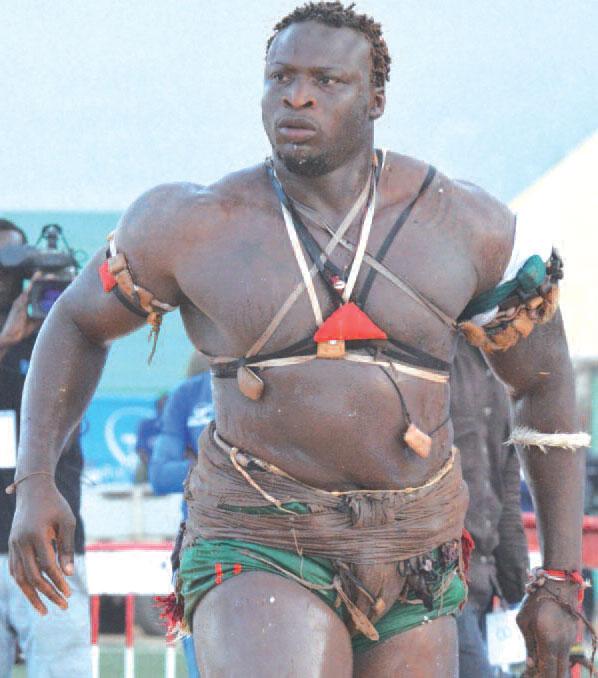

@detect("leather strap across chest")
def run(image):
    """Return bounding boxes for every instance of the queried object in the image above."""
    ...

[207,152,453,383]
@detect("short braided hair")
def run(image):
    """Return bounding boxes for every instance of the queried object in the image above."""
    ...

[266,2,391,88]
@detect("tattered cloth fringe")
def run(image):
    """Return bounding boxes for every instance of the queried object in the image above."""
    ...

[154,593,190,640]
[506,427,591,452]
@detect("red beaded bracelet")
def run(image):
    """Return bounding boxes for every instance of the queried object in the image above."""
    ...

[534,568,587,604]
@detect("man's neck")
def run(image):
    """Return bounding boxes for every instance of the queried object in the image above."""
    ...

[272,145,374,221]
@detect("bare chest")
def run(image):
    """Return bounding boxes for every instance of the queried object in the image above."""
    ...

[176,183,477,360]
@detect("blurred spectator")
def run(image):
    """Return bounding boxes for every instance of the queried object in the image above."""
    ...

[450,335,529,678]
[134,393,167,483]
[148,373,212,497]
[0,219,91,677]
[149,357,213,678]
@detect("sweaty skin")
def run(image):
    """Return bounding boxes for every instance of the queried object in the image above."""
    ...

[9,21,583,678]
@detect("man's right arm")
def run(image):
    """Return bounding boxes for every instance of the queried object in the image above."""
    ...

[9,183,199,614]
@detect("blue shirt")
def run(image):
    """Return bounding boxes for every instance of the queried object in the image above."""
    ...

[149,373,213,497]
[136,416,162,459]
[160,374,213,455]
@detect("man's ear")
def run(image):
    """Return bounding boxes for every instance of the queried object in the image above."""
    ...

[369,87,386,120]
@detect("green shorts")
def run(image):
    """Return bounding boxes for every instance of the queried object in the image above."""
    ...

[179,535,466,653]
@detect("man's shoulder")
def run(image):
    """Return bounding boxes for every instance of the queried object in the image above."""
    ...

[205,163,274,213]
[385,152,515,289]
[385,152,512,229]
[448,179,515,293]
[118,163,268,237]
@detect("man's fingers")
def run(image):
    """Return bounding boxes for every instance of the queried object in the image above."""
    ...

[518,606,538,667]
[535,650,561,678]
[17,542,68,610]
[557,652,572,678]
[57,525,75,576]
[15,290,30,304]
[39,540,71,598]
[11,552,48,615]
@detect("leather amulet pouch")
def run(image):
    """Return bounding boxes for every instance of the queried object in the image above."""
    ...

[237,365,265,400]
[404,423,432,458]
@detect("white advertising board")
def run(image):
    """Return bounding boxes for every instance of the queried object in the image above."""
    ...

[0,410,17,469]
[86,548,172,595]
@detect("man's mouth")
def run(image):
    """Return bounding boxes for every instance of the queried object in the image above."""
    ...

[276,117,317,143]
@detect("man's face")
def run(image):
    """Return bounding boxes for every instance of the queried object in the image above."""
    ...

[262,21,383,176]
[0,230,25,308]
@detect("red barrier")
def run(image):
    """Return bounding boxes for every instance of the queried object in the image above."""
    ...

[522,512,598,567]
[86,542,176,677]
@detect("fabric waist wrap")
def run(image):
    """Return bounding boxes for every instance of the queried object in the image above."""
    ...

[185,424,468,562]
[182,424,469,637]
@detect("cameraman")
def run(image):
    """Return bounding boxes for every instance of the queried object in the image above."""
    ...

[0,219,91,678]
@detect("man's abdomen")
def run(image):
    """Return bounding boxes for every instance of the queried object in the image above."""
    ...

[212,359,452,490]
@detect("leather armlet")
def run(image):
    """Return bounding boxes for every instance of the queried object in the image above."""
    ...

[459,250,563,353]
[99,232,176,361]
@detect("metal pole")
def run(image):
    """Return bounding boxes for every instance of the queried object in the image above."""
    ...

[90,594,101,678]
[125,594,135,678]
[165,634,177,678]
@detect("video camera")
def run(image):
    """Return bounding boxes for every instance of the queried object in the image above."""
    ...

[0,224,80,319]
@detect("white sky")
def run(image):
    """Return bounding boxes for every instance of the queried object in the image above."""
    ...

[1,0,597,209]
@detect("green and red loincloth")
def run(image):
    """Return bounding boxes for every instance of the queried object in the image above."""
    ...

[171,424,472,651]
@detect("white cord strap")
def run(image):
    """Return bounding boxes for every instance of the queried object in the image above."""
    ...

[506,427,590,452]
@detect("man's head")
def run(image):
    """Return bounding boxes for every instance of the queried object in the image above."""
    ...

[262,2,390,176]
[0,219,27,308]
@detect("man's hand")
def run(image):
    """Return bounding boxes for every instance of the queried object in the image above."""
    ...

[0,288,42,348]
[8,475,75,614]
[517,583,579,677]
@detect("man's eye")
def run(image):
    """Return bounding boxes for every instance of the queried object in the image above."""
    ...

[271,73,288,83]
[318,76,337,85]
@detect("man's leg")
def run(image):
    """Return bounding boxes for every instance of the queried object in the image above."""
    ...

[0,556,18,678]
[354,614,459,678]
[10,555,92,678]
[456,604,494,677]
[193,571,353,677]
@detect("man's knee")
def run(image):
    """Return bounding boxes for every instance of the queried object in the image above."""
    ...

[192,571,352,678]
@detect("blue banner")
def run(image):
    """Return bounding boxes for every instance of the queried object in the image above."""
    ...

[81,394,156,485]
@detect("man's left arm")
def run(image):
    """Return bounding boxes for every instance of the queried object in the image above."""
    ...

[486,311,585,674]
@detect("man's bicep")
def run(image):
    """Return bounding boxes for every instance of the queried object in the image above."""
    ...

[55,183,202,345]
[54,248,149,345]
[485,311,573,398]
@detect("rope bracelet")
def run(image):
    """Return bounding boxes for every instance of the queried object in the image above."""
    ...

[529,567,588,605]
[5,471,55,495]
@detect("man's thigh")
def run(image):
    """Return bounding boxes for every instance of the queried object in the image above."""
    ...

[0,556,17,678]
[9,555,92,678]
[193,571,353,678]
[354,614,458,678]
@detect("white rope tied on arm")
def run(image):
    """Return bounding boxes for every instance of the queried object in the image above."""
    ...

[506,427,591,453]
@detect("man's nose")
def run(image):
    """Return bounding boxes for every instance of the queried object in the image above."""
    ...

[283,78,316,109]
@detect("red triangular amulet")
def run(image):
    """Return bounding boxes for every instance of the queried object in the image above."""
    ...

[314,302,387,343]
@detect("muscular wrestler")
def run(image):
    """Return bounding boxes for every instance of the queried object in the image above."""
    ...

[8,3,584,677]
